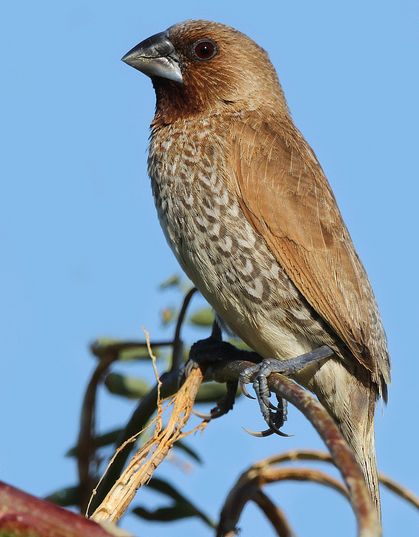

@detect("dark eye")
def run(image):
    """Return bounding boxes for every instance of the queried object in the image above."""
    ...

[192,39,217,61]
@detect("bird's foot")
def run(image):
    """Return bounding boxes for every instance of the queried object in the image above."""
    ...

[185,321,247,421]
[186,336,244,420]
[240,345,334,436]
[193,380,239,421]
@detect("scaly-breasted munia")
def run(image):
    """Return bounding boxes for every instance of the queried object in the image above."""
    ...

[122,20,390,515]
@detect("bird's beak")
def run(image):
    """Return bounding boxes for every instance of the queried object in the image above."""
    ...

[121,31,183,84]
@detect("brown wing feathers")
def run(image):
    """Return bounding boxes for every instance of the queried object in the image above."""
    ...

[230,116,390,392]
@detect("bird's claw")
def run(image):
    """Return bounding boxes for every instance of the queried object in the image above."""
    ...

[239,379,256,399]
[239,348,333,436]
[194,380,238,422]
[239,359,291,436]
[242,427,275,437]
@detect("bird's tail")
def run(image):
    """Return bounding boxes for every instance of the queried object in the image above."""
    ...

[305,359,381,516]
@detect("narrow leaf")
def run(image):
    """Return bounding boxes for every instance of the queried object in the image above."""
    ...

[66,428,123,457]
[159,274,181,290]
[173,440,203,464]
[104,373,149,399]
[188,308,214,327]
[44,486,80,508]
[145,477,214,526]
[195,382,228,403]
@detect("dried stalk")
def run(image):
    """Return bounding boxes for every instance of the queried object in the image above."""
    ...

[90,367,205,523]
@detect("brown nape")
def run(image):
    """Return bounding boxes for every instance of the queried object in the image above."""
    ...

[151,20,289,127]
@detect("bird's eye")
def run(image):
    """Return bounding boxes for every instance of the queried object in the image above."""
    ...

[192,39,217,61]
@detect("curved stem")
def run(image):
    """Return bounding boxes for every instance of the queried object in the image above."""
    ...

[171,287,198,371]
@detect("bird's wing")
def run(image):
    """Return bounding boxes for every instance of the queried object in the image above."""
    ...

[229,116,390,389]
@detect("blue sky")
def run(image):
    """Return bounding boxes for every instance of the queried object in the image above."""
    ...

[1,1,418,535]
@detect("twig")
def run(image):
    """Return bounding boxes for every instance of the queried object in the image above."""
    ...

[144,329,163,433]
[217,465,348,537]
[251,490,296,537]
[171,287,197,370]
[77,353,116,511]
[90,367,205,523]
[379,474,419,510]
[253,449,419,511]
[257,467,348,498]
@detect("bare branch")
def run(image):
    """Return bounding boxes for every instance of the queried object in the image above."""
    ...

[251,489,296,537]
[206,359,381,537]
[77,353,117,510]
[217,464,347,537]
[258,467,348,497]
[171,287,197,370]
[253,449,419,511]
[379,474,419,510]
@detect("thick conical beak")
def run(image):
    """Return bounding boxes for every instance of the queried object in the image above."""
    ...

[121,31,183,84]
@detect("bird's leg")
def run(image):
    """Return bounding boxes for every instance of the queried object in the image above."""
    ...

[193,380,239,421]
[186,320,259,420]
[240,345,334,435]
[186,320,260,375]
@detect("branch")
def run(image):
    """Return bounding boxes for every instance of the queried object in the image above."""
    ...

[90,367,205,523]
[171,287,197,370]
[77,352,116,510]
[86,369,180,515]
[87,355,381,534]
[377,475,419,510]
[217,465,348,537]
[251,490,296,537]
[77,339,174,511]
[205,359,380,537]
[253,449,419,511]
[86,288,198,514]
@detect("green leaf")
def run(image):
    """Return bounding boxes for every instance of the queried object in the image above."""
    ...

[195,382,229,403]
[91,337,160,362]
[91,338,161,362]
[173,440,203,464]
[227,337,252,351]
[44,486,80,507]
[132,504,197,523]
[160,307,176,326]
[66,428,124,457]
[188,308,214,327]
[104,373,149,399]
[133,477,215,528]
[159,274,181,290]
[118,346,160,362]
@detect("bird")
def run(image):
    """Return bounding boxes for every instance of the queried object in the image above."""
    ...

[121,20,390,515]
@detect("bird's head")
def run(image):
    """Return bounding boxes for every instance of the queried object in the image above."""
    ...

[122,20,287,125]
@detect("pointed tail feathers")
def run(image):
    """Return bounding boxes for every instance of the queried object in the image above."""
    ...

[308,359,381,515]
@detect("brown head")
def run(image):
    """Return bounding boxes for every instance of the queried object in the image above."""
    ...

[122,20,288,125]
